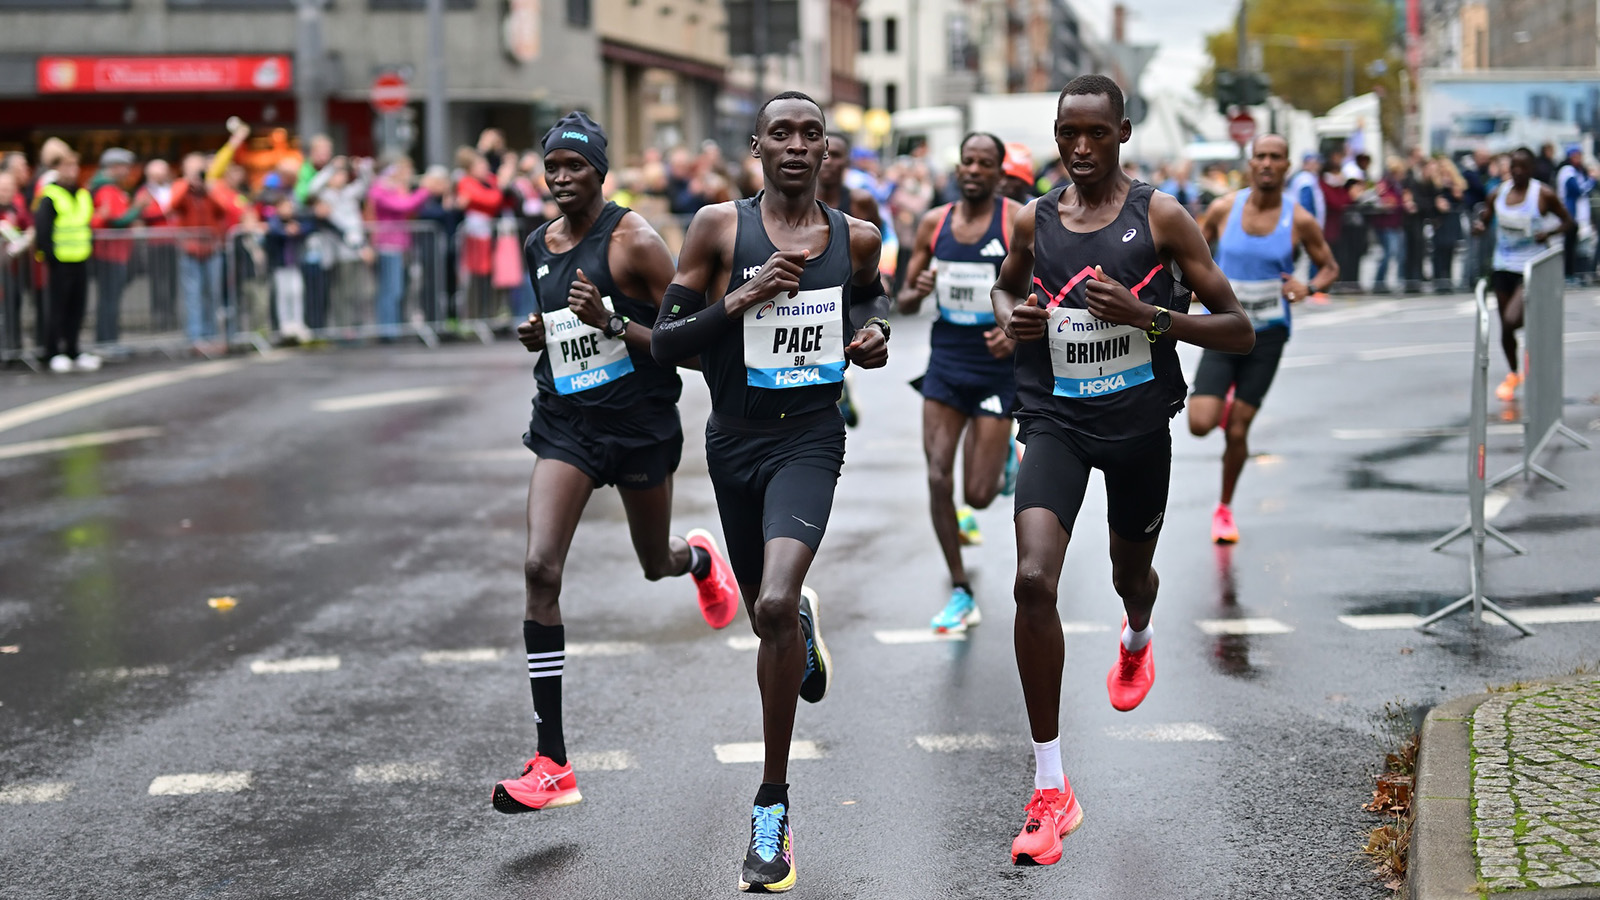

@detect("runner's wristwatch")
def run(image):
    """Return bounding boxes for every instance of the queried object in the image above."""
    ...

[603,313,629,338]
[1145,307,1172,343]
[864,316,892,341]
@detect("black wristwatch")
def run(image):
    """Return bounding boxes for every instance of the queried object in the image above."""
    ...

[603,313,629,338]
[1146,307,1172,342]
[864,316,891,341]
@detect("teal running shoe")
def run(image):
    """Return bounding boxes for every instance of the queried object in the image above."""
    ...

[930,586,982,634]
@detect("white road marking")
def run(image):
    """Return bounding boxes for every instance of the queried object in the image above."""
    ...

[249,655,340,674]
[873,629,967,644]
[420,648,502,664]
[1278,354,1341,369]
[1338,614,1424,631]
[0,781,72,804]
[312,386,461,412]
[1105,723,1227,742]
[570,750,635,771]
[450,449,530,462]
[0,360,243,436]
[1062,621,1114,634]
[310,533,339,545]
[714,741,824,764]
[148,771,252,795]
[1195,617,1293,636]
[92,664,171,680]
[1567,331,1600,343]
[1297,300,1402,328]
[1356,343,1466,362]
[1485,490,1511,521]
[726,636,760,651]
[352,762,442,784]
[1331,424,1522,440]
[1484,605,1600,626]
[566,641,645,657]
[0,427,163,461]
[915,733,1000,753]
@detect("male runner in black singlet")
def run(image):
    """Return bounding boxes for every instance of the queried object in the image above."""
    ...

[652,91,888,893]
[491,112,739,815]
[991,75,1254,867]
[819,132,880,225]
[897,132,1021,632]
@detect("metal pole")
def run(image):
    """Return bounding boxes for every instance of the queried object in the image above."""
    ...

[1343,44,1354,100]
[295,0,327,142]
[1236,2,1248,72]
[752,0,768,111]
[425,0,448,168]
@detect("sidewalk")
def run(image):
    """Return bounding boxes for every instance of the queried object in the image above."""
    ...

[1413,677,1600,899]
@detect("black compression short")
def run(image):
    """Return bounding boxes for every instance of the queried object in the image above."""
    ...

[704,408,846,586]
[1191,325,1289,409]
[1490,270,1525,297]
[1013,423,1171,542]
[523,398,683,490]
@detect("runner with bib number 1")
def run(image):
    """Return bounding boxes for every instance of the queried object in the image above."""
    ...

[990,75,1254,868]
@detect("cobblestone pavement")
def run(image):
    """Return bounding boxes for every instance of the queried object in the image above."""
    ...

[1473,678,1600,892]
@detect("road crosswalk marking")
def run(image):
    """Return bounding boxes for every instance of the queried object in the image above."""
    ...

[1062,621,1113,634]
[1195,618,1293,636]
[1339,603,1600,630]
[1338,614,1423,631]
[249,655,340,674]
[915,733,999,753]
[873,629,966,644]
[0,781,71,804]
[0,427,164,461]
[312,386,463,412]
[567,641,646,657]
[1105,723,1226,742]
[420,648,501,664]
[726,635,760,650]
[570,751,635,771]
[148,772,252,795]
[352,762,441,784]
[714,741,823,764]
[91,665,170,680]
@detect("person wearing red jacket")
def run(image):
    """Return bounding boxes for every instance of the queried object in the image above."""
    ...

[90,148,148,346]
[169,153,234,345]
[0,168,33,357]
[136,159,181,331]
[455,148,503,319]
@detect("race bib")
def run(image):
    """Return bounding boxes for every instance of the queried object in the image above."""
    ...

[1046,307,1154,398]
[744,287,846,389]
[544,300,633,394]
[1232,278,1287,330]
[935,260,998,325]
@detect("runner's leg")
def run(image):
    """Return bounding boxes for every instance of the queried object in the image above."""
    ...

[923,399,971,586]
[748,538,814,785]
[961,414,1014,510]
[522,458,596,768]
[1013,508,1071,741]
[617,476,693,581]
[1219,400,1260,507]
[1108,533,1160,633]
[1496,279,1524,373]
[1187,396,1225,438]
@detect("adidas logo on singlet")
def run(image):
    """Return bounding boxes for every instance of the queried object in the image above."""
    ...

[979,238,1006,257]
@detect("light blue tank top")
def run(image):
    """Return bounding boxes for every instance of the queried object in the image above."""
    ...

[1215,188,1295,334]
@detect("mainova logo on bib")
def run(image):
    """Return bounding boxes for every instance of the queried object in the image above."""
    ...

[545,299,633,394]
[1045,307,1153,397]
[744,287,846,389]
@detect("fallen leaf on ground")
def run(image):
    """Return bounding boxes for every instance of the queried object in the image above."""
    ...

[207,596,238,611]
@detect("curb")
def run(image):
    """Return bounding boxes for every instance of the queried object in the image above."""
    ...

[1409,677,1600,900]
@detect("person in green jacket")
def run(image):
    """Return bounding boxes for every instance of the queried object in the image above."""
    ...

[294,134,335,206]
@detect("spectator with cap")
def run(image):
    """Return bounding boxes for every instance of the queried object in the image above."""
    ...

[33,151,97,372]
[89,147,148,347]
[1556,144,1594,283]
[1000,142,1036,205]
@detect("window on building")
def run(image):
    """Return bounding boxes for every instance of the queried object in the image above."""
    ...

[885,82,898,114]
[884,17,898,53]
[859,17,870,54]
[567,0,590,26]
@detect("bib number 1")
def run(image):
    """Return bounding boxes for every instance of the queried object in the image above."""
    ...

[1046,307,1153,397]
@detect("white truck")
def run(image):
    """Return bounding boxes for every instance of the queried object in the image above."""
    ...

[887,93,1063,174]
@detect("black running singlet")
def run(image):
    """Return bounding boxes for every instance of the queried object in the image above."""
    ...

[525,201,681,408]
[703,193,855,421]
[1014,181,1189,440]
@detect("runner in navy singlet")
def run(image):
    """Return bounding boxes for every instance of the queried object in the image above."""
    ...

[897,132,1022,633]
[989,75,1255,868]
[1187,134,1337,544]
[651,91,889,893]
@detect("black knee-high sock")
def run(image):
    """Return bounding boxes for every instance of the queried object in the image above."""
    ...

[524,621,566,766]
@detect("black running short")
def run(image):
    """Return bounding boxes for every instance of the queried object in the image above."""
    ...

[1013,423,1171,542]
[523,397,683,490]
[1490,270,1525,297]
[704,407,846,586]
[1191,325,1289,409]
[916,364,1017,420]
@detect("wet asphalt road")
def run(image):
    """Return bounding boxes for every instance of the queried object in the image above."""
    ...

[3,291,1600,900]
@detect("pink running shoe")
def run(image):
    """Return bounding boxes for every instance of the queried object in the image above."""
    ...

[1211,503,1239,545]
[1010,785,1085,866]
[492,755,582,813]
[1107,622,1155,712]
[687,528,739,629]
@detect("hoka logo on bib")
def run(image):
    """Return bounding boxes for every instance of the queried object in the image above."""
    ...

[1077,374,1129,394]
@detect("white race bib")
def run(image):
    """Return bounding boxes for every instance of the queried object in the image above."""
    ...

[1046,307,1154,398]
[934,260,998,326]
[1232,278,1287,330]
[744,287,847,389]
[544,299,634,394]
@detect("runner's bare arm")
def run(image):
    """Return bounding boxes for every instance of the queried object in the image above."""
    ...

[1198,194,1232,246]
[1289,206,1338,300]
[1147,192,1253,353]
[844,216,889,368]
[992,198,1046,342]
[614,210,699,368]
[850,189,882,231]
[1536,184,1577,242]
[896,207,943,314]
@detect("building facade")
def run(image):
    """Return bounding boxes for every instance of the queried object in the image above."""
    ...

[596,0,727,163]
[0,0,602,164]
[1488,0,1600,68]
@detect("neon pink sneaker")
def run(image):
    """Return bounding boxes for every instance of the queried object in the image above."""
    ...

[1010,784,1084,866]
[492,755,581,813]
[1211,503,1239,545]
[687,528,739,629]
[1107,622,1155,712]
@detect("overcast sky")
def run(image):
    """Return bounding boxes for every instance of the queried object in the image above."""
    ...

[1068,0,1237,97]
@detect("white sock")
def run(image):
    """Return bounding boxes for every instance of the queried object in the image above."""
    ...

[1121,620,1153,652]
[1032,736,1064,791]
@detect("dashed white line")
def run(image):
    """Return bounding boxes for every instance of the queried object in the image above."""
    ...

[0,427,164,461]
[420,648,502,664]
[92,664,171,680]
[312,386,461,412]
[352,762,441,784]
[1484,605,1600,626]
[1062,621,1113,634]
[1338,614,1424,631]
[249,655,340,674]
[148,771,252,795]
[714,741,824,764]
[1195,617,1293,636]
[567,641,646,657]
[873,629,967,644]
[0,781,72,804]
[570,750,635,771]
[450,449,530,462]
[310,533,340,545]
[1331,424,1521,440]
[1105,723,1227,742]
[915,733,1000,753]
[0,360,244,436]
[1356,343,1465,362]
[726,635,760,651]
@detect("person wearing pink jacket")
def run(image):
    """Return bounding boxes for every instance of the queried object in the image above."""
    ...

[368,157,431,338]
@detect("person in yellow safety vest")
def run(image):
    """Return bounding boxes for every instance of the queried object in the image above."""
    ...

[33,151,99,373]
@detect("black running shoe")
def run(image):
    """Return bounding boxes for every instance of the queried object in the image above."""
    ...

[738,802,795,892]
[798,586,831,703]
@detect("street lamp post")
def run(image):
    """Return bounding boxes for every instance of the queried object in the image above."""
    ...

[425,0,448,168]
[295,0,327,142]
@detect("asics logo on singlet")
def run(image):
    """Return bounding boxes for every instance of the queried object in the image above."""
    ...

[536,264,550,279]
[743,265,763,281]
[1078,374,1128,395]
[1122,229,1137,243]
[979,238,1006,257]
[561,131,589,143]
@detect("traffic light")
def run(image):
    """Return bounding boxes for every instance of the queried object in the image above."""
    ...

[1214,69,1238,115]
[1213,69,1270,114]
[1239,72,1270,107]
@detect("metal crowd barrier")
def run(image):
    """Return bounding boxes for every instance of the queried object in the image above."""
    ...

[1488,245,1593,488]
[1420,278,1533,636]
